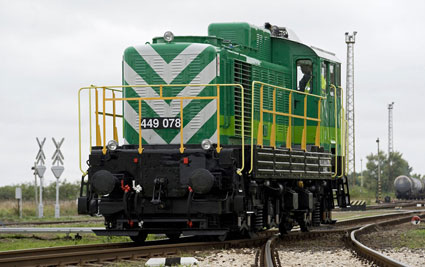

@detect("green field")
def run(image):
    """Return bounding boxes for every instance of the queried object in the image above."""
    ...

[348,185,396,205]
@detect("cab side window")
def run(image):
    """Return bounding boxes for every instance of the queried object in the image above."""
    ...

[329,64,335,95]
[297,60,313,93]
[321,62,328,95]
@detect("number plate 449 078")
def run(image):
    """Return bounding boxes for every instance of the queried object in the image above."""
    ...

[140,117,181,129]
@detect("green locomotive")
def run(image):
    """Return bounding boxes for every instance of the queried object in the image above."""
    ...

[78,22,349,242]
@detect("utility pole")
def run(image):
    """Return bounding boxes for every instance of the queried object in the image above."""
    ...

[388,102,395,155]
[345,31,357,185]
[360,158,363,192]
[388,102,394,188]
[376,138,382,203]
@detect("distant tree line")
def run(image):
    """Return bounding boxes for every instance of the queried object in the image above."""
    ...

[0,180,80,201]
[353,151,423,195]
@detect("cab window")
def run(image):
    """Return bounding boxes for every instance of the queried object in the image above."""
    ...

[296,59,313,93]
[330,64,335,86]
[321,62,328,95]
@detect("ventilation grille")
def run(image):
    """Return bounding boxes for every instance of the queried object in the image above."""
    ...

[234,60,252,138]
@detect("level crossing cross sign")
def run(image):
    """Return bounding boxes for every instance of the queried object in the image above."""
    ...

[51,138,64,166]
[36,137,46,165]
[51,138,65,179]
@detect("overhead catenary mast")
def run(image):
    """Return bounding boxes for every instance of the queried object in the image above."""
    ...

[345,31,357,184]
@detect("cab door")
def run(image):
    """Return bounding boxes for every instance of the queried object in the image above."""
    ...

[293,58,320,148]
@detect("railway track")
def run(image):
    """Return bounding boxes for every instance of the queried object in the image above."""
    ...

[349,216,421,267]
[259,211,425,267]
[334,200,425,211]
[0,219,103,227]
[4,200,417,227]
[1,211,423,267]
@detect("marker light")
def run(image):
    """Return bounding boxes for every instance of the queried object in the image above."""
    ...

[107,140,118,151]
[164,31,174,42]
[201,139,212,150]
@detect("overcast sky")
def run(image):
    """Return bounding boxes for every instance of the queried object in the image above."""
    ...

[1,0,424,187]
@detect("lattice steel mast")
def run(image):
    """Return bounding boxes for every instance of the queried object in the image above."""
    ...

[345,32,357,183]
[388,102,394,155]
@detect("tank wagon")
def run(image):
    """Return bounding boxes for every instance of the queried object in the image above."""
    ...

[77,22,350,242]
[394,175,425,199]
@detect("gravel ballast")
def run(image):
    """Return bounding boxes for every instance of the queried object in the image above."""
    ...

[358,222,425,266]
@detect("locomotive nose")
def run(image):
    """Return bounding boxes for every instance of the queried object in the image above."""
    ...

[91,170,118,195]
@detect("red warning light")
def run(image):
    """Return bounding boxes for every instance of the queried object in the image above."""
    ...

[133,158,138,163]
[183,157,189,165]
[187,220,193,228]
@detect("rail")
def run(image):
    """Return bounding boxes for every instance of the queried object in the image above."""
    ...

[349,213,425,267]
[78,84,245,176]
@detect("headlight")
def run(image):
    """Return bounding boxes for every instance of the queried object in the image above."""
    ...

[163,31,174,42]
[201,139,213,150]
[107,140,118,151]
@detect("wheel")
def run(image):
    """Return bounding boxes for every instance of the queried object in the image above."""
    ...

[279,221,293,235]
[216,232,228,241]
[248,231,259,239]
[298,218,312,233]
[166,233,181,240]
[130,232,148,244]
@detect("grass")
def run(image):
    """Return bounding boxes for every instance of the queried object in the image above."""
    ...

[0,200,82,222]
[0,234,131,251]
[397,227,425,249]
[332,210,402,221]
[348,185,396,205]
[0,200,168,251]
[0,233,164,252]
[0,199,121,251]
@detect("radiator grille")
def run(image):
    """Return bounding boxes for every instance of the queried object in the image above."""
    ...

[234,60,252,138]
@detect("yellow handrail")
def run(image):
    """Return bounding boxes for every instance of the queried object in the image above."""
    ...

[315,98,321,146]
[112,91,118,142]
[249,81,325,174]
[138,99,143,154]
[78,86,121,175]
[286,92,292,149]
[301,95,307,150]
[78,84,245,176]
[338,86,345,178]
[102,87,107,155]
[331,84,338,178]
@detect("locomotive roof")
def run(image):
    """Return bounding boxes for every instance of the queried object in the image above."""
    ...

[310,46,341,63]
[151,22,341,64]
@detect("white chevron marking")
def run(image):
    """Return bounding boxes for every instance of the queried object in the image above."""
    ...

[123,57,217,117]
[123,101,167,144]
[123,43,217,144]
[134,43,210,84]
[170,100,217,144]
